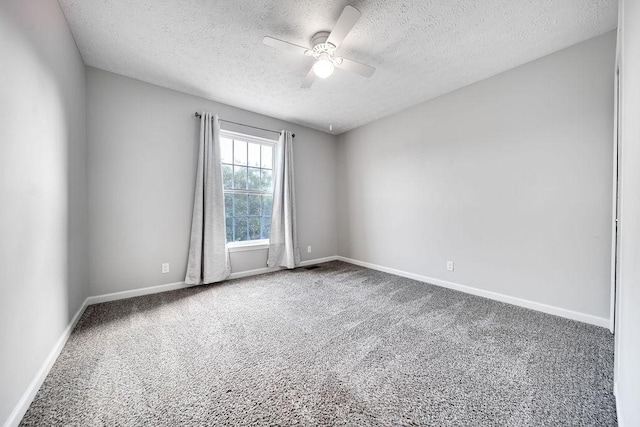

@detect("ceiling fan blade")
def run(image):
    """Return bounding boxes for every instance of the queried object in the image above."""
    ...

[326,5,361,48]
[301,67,316,89]
[336,58,375,78]
[263,36,310,56]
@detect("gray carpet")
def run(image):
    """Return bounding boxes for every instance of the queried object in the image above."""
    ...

[21,261,616,426]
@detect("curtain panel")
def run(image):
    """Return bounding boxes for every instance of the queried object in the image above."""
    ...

[267,130,300,269]
[185,112,231,284]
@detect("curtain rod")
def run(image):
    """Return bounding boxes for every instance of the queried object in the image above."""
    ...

[194,112,295,138]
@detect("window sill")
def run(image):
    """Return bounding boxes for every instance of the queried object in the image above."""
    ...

[227,240,269,253]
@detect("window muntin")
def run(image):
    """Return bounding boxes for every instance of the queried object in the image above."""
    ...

[221,132,275,243]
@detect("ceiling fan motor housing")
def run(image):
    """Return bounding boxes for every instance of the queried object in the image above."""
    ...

[306,31,342,65]
[311,31,331,46]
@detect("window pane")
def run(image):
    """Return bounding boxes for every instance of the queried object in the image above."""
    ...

[248,143,261,167]
[249,217,261,240]
[234,217,248,241]
[247,167,261,190]
[261,217,271,240]
[261,169,272,191]
[222,164,233,190]
[262,195,273,216]
[261,145,273,169]
[234,194,248,216]
[234,140,247,165]
[221,137,233,164]
[224,193,233,217]
[248,194,261,216]
[225,218,233,242]
[233,165,247,189]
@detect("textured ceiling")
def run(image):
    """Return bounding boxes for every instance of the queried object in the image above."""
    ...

[59,0,617,134]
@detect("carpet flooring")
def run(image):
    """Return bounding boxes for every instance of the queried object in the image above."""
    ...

[21,261,616,426]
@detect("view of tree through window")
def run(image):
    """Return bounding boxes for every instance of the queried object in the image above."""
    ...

[221,134,274,243]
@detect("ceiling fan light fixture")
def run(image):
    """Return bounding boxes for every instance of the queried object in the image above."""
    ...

[313,58,334,78]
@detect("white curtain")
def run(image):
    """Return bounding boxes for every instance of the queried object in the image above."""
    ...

[185,112,230,285]
[267,130,300,268]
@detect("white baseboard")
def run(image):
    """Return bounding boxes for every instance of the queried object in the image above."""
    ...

[227,256,339,280]
[3,297,89,427]
[614,382,626,427]
[300,255,339,266]
[85,281,192,305]
[87,255,341,304]
[228,267,281,280]
[336,256,610,328]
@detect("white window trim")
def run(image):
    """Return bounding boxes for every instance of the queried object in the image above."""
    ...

[220,129,278,146]
[227,239,269,253]
[221,129,277,248]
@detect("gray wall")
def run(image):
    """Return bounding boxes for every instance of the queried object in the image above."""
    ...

[0,0,88,424]
[86,68,338,296]
[337,32,615,320]
[615,1,640,424]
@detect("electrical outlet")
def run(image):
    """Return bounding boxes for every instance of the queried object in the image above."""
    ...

[307,246,312,253]
[446,261,454,272]
[162,263,170,274]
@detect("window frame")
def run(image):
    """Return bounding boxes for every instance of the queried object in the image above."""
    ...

[220,129,277,249]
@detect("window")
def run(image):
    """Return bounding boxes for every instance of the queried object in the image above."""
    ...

[220,131,275,244]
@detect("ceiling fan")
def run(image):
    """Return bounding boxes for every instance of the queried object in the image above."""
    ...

[263,5,375,88]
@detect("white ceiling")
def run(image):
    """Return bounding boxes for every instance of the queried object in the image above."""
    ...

[59,0,617,134]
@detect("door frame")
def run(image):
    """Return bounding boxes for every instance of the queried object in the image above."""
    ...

[610,51,622,335]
